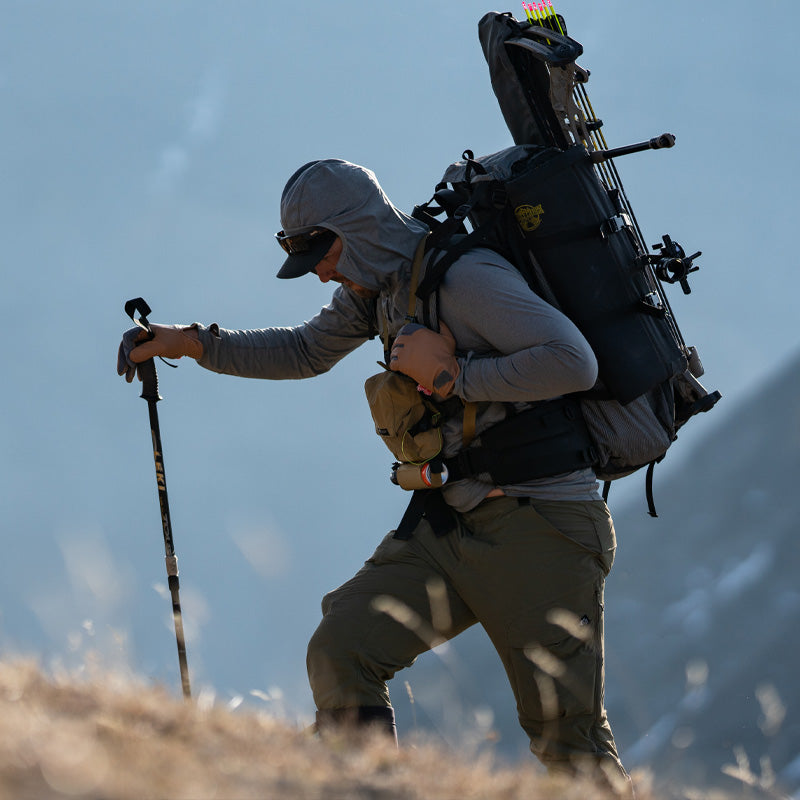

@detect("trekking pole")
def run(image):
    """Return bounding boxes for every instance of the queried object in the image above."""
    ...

[124,297,192,700]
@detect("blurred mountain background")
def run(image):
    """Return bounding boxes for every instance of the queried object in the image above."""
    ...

[1,1,798,797]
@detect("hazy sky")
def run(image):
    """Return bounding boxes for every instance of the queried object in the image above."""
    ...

[1,0,797,715]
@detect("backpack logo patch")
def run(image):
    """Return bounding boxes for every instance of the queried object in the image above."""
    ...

[514,203,544,232]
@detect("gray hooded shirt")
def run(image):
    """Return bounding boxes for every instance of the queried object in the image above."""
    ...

[196,159,601,512]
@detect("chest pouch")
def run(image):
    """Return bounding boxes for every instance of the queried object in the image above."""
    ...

[364,369,443,465]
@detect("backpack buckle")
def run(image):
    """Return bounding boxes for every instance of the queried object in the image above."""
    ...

[453,203,471,223]
[600,212,632,239]
[490,186,508,209]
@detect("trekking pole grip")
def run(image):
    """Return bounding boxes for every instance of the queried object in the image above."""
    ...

[137,356,160,403]
[124,297,161,402]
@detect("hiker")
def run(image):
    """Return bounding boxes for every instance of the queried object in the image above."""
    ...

[118,158,633,795]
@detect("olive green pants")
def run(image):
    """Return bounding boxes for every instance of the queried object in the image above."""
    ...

[307,495,628,784]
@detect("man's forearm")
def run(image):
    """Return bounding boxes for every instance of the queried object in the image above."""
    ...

[454,341,598,403]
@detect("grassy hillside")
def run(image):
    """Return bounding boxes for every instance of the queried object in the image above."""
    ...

[0,658,678,800]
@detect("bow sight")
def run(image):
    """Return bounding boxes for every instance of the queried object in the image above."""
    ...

[651,235,702,295]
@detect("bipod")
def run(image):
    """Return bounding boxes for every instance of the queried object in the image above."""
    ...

[124,297,192,700]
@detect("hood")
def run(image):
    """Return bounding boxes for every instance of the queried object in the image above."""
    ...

[279,159,428,292]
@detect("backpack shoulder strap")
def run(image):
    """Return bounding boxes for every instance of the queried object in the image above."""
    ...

[406,234,429,320]
[415,182,507,302]
[380,233,430,362]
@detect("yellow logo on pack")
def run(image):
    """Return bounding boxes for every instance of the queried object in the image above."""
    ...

[514,203,544,232]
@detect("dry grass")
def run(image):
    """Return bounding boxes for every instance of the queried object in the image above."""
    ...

[0,657,648,800]
[0,658,728,800]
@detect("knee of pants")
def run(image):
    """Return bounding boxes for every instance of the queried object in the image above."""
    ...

[307,614,358,707]
[306,608,398,710]
[513,636,599,727]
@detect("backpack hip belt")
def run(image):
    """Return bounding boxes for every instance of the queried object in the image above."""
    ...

[443,397,596,484]
[391,396,596,543]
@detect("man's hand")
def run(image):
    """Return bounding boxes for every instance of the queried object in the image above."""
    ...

[389,322,460,399]
[117,323,203,383]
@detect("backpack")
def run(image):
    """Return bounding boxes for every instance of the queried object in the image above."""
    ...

[410,10,720,515]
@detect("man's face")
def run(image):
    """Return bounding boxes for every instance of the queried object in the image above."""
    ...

[314,238,378,299]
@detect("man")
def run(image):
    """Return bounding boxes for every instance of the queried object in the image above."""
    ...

[118,158,633,795]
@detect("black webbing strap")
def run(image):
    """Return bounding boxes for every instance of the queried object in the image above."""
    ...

[529,214,633,251]
[393,490,456,540]
[444,398,596,485]
[603,461,660,517]
[381,234,429,361]
[646,461,658,518]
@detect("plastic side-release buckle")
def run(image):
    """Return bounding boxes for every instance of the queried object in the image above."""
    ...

[490,186,508,209]
[453,203,471,223]
[600,212,632,239]
[638,291,667,319]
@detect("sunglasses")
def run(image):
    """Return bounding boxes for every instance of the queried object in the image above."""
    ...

[275,227,334,256]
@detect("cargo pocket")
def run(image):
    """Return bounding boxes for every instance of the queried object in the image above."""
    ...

[505,580,604,730]
[517,636,597,724]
